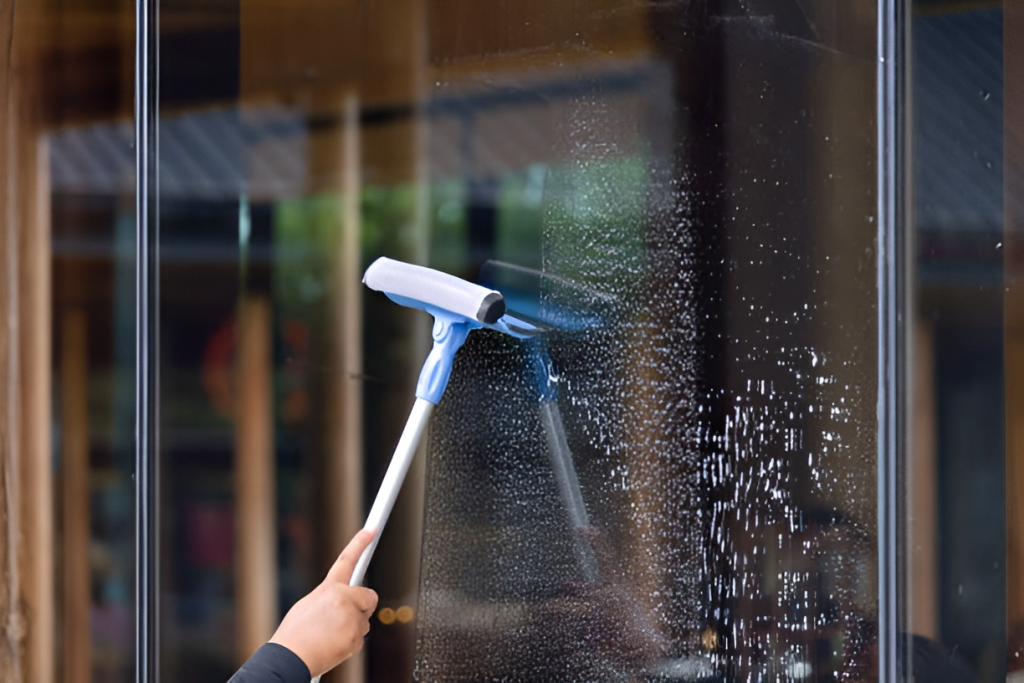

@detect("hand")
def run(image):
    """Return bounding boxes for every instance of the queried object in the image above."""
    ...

[269,530,379,677]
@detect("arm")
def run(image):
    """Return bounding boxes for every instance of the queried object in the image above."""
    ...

[230,531,379,682]
[228,643,310,683]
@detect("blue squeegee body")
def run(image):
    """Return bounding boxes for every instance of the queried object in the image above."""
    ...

[348,258,539,587]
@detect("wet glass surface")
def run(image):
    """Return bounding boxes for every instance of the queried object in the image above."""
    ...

[10,1,1023,682]
[415,3,882,681]
[131,0,887,680]
[908,3,1009,683]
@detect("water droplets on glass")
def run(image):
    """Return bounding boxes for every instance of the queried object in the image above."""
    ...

[415,12,878,681]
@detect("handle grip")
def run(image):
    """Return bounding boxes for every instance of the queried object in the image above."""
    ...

[310,398,434,683]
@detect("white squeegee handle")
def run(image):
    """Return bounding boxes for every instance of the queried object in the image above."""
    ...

[349,397,435,587]
[310,398,434,683]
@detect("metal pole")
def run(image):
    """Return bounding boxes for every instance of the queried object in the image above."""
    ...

[350,398,435,588]
[876,0,907,678]
[135,0,160,677]
[311,398,434,683]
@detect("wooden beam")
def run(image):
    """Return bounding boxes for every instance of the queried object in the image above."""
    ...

[61,309,91,683]
[235,294,279,664]
[240,0,419,112]
[239,0,651,129]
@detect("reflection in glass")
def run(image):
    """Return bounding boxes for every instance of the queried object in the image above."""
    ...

[25,0,1024,681]
[415,2,882,681]
[49,128,137,683]
[38,2,138,681]
[909,3,1011,683]
[9,0,1021,681]
[140,1,990,682]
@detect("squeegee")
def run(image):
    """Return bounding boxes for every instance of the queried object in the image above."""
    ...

[479,260,617,585]
[348,257,540,586]
[309,258,539,682]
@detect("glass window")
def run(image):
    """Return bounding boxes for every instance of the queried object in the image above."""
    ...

[152,1,889,681]
[7,1,1021,682]
[3,3,137,682]
[907,2,1020,683]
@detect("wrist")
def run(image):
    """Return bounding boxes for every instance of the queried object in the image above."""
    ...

[269,636,319,677]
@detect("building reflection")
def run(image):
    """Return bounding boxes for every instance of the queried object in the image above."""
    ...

[0,1,1017,682]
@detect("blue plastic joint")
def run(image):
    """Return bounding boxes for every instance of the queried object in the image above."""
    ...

[415,313,473,404]
[529,340,559,403]
[383,291,538,404]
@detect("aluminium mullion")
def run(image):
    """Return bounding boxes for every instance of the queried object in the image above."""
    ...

[876,0,907,679]
[135,0,160,680]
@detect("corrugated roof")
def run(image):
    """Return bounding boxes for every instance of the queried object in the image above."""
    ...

[49,105,309,200]
[913,7,1003,237]
[48,60,665,201]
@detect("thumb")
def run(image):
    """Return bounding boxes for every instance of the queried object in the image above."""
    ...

[326,529,376,585]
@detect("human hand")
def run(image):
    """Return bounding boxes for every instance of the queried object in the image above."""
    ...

[269,530,379,678]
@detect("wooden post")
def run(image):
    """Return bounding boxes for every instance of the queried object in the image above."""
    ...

[327,93,365,683]
[908,316,938,640]
[0,74,56,683]
[0,23,25,676]
[61,310,91,683]
[400,0,431,633]
[235,295,279,664]
[18,113,55,683]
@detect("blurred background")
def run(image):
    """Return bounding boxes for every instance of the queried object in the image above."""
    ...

[0,0,1020,682]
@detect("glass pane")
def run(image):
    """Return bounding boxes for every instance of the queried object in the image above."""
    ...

[1009,5,1024,682]
[2,2,136,682]
[154,1,885,681]
[2,11,155,674]
[907,2,1024,683]
[418,5,882,681]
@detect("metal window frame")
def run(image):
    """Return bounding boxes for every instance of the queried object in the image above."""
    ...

[135,0,160,680]
[877,0,909,680]
[131,0,909,680]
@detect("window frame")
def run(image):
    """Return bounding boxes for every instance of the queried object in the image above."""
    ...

[131,1,911,680]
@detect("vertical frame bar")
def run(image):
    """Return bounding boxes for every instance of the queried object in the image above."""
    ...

[877,0,907,678]
[135,0,159,679]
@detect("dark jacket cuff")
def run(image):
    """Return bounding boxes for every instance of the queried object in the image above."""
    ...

[229,642,311,683]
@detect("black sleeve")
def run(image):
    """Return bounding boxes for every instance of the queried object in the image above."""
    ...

[228,643,311,683]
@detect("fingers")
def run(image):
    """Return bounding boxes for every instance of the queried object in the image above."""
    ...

[327,529,377,585]
[353,587,379,614]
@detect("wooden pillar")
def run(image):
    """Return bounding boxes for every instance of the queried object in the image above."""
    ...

[0,27,24,676]
[20,126,55,683]
[235,295,279,663]
[61,310,91,683]
[401,0,431,627]
[327,93,365,683]
[0,67,55,681]
[0,63,57,683]
[908,316,938,640]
